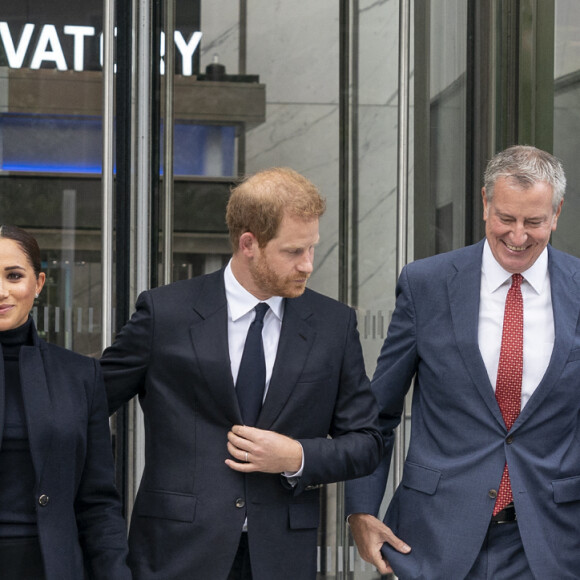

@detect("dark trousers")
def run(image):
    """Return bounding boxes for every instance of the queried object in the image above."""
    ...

[228,532,253,580]
[466,521,534,579]
[0,536,45,580]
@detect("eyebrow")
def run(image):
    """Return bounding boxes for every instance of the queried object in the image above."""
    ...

[496,210,546,221]
[3,265,26,271]
[283,237,320,250]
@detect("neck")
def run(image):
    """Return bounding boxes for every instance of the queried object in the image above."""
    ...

[0,318,33,346]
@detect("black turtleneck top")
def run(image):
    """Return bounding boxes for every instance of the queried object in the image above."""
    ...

[0,318,38,537]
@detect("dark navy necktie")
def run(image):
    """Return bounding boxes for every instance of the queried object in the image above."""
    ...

[236,302,269,426]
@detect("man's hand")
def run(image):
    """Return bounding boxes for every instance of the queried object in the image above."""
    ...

[348,513,411,576]
[225,425,303,474]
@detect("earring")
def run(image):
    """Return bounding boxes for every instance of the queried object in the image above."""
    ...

[35,293,39,299]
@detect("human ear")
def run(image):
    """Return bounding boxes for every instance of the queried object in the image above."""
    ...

[239,232,257,257]
[35,272,46,296]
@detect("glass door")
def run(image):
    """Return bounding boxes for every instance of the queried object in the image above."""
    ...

[0,0,109,355]
[552,0,580,257]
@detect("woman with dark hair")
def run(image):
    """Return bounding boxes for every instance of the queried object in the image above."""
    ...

[0,225,131,580]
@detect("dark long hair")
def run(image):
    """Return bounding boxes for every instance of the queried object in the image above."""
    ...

[0,225,43,279]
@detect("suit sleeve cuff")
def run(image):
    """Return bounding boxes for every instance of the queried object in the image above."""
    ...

[282,441,305,485]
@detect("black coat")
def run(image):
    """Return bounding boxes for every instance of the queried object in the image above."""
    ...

[102,268,381,580]
[0,320,131,580]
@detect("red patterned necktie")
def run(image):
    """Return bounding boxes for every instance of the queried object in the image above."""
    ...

[493,273,523,516]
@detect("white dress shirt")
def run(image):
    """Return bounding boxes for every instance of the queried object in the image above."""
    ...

[478,240,554,410]
[224,261,284,396]
[224,260,304,483]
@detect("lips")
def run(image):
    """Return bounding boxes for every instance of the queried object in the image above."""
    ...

[0,304,13,314]
[504,242,528,252]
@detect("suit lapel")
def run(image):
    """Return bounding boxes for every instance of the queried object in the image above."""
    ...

[188,270,241,424]
[19,345,54,483]
[0,353,5,451]
[514,247,580,426]
[448,241,506,427]
[257,296,315,429]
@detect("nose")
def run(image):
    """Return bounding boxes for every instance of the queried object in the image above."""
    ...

[509,222,528,246]
[299,249,315,274]
[0,282,8,299]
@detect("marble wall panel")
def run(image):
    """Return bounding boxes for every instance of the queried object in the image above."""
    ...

[355,103,399,369]
[246,0,340,104]
[198,1,240,74]
[358,0,400,106]
[246,102,340,299]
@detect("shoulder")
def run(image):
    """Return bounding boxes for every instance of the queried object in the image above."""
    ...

[146,268,224,300]
[405,240,483,278]
[42,340,95,363]
[292,287,353,315]
[130,269,227,328]
[286,290,359,346]
[40,341,99,378]
[548,244,580,273]
[137,269,226,318]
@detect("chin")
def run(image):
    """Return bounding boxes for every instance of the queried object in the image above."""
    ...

[282,285,307,298]
[501,261,527,274]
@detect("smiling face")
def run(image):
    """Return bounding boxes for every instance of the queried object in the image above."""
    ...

[245,213,320,300]
[483,176,562,274]
[0,238,45,331]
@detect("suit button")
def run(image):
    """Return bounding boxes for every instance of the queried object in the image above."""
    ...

[506,435,514,444]
[488,489,497,499]
[38,494,50,507]
[235,498,245,509]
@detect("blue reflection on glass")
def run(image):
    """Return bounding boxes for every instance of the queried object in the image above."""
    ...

[0,113,235,176]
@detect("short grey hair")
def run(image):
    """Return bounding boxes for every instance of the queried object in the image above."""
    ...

[483,145,566,213]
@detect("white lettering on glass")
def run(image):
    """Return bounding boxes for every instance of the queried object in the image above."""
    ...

[98,28,118,73]
[160,31,202,76]
[30,25,68,70]
[173,31,202,76]
[64,26,96,71]
[0,21,202,74]
[0,22,35,68]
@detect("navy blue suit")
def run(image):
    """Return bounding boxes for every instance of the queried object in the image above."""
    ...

[0,321,131,580]
[346,240,580,579]
[102,268,381,580]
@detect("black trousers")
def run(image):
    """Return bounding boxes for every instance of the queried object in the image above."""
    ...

[0,536,45,580]
[227,532,253,580]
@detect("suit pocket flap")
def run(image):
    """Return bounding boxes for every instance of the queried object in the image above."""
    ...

[135,489,197,522]
[289,502,320,529]
[567,348,580,363]
[552,476,580,504]
[402,462,441,495]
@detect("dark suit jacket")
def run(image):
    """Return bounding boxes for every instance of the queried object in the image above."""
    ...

[0,320,131,580]
[346,240,580,580]
[101,267,381,580]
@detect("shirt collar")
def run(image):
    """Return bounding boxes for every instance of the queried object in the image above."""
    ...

[224,260,284,322]
[482,239,548,295]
